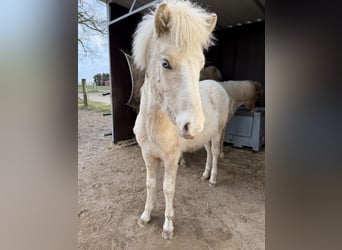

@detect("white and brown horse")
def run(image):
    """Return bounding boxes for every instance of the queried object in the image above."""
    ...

[132,0,230,239]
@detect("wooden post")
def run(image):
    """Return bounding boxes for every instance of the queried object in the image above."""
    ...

[81,78,88,106]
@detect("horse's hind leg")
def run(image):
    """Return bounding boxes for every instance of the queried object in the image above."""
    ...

[209,134,222,186]
[219,127,226,159]
[162,154,180,240]
[202,141,212,180]
[138,151,160,226]
[178,154,188,167]
[220,110,234,158]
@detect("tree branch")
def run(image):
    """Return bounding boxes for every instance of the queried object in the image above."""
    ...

[78,0,107,56]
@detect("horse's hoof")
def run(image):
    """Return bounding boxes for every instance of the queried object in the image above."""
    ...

[179,158,188,167]
[162,230,174,240]
[209,181,216,187]
[201,175,209,181]
[137,218,149,227]
[179,162,188,167]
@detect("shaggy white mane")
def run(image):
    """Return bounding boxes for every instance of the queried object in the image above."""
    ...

[132,0,216,70]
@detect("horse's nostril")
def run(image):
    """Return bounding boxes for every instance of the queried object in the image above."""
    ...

[182,122,195,139]
[183,122,190,133]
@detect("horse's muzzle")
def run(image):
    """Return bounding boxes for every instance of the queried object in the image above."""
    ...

[180,122,199,139]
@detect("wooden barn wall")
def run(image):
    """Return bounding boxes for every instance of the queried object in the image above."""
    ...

[108,3,141,143]
[205,21,265,106]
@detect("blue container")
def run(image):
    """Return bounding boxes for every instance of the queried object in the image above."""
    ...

[224,107,265,152]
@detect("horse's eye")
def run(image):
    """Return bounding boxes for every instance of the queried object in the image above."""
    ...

[162,59,172,69]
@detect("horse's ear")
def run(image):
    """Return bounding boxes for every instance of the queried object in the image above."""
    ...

[155,2,170,36]
[206,13,217,33]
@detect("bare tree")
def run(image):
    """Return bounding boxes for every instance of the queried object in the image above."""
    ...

[78,0,107,56]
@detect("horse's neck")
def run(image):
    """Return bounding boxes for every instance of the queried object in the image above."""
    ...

[138,78,178,142]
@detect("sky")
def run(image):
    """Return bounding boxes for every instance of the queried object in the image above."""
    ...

[78,0,109,84]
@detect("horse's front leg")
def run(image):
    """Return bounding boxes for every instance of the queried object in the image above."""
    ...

[162,154,180,240]
[138,150,160,226]
[202,141,212,180]
[209,133,222,186]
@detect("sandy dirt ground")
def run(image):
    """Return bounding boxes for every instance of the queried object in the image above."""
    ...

[78,109,265,250]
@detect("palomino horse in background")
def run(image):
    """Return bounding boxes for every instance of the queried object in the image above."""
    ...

[221,80,263,115]
[132,0,230,239]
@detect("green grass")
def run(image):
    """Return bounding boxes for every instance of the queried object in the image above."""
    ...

[78,85,110,94]
[78,98,111,113]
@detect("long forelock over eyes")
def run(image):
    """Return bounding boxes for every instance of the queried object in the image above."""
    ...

[132,0,216,71]
[168,1,216,52]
